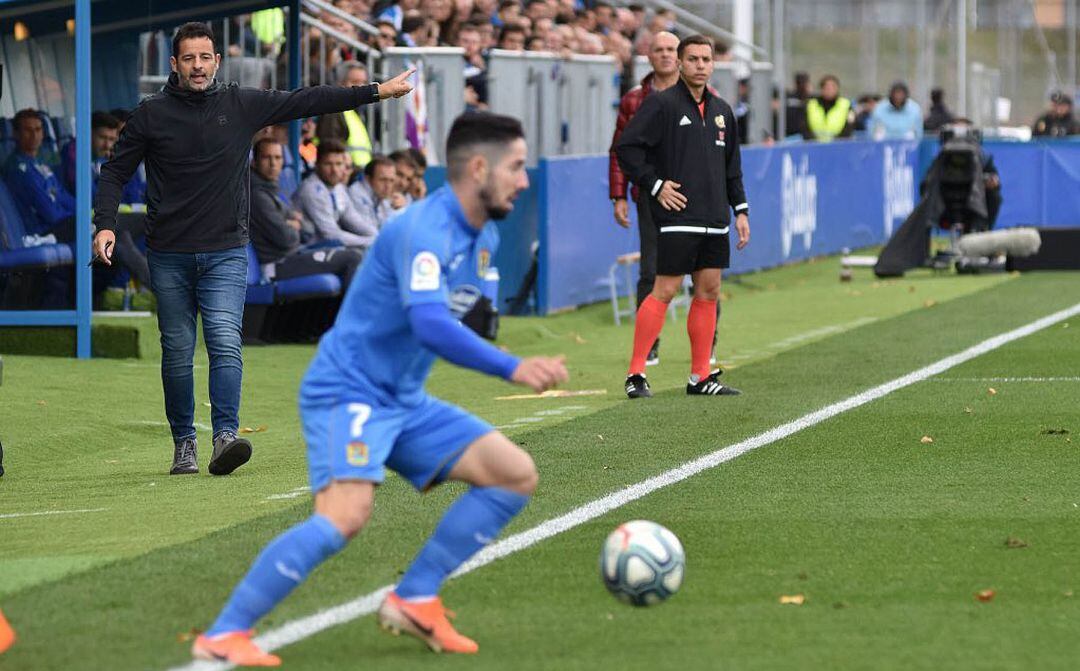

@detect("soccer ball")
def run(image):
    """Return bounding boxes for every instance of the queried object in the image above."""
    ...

[599,520,685,606]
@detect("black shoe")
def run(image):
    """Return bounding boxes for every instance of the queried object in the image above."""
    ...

[208,431,252,476]
[170,437,199,475]
[625,374,652,399]
[686,369,741,396]
[645,339,660,367]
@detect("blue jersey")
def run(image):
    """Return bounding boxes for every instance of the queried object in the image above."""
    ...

[301,185,499,407]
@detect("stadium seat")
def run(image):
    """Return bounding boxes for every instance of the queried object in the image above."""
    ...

[0,181,73,271]
[242,244,343,343]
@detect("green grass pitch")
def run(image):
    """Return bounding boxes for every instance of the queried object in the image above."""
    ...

[1,260,1078,670]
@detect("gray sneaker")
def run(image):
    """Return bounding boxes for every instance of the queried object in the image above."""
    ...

[170,437,199,475]
[208,431,252,476]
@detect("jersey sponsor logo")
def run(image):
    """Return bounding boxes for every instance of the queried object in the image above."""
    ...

[448,252,466,272]
[883,144,915,237]
[477,249,491,277]
[410,251,441,291]
[346,441,369,466]
[780,153,817,258]
[448,284,482,319]
[217,114,229,126]
[678,115,692,126]
[715,114,725,129]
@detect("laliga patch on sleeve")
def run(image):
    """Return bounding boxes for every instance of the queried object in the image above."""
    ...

[410,251,441,291]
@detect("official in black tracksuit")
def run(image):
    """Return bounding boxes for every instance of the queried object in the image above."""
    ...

[91,22,415,476]
[615,34,750,399]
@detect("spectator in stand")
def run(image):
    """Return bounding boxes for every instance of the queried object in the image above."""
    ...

[1032,91,1080,137]
[525,0,552,23]
[804,74,853,142]
[473,18,497,51]
[870,81,923,140]
[422,0,459,45]
[298,117,319,171]
[496,0,521,27]
[532,16,554,42]
[853,94,880,133]
[526,34,545,51]
[734,78,751,145]
[924,87,954,133]
[296,140,379,247]
[594,1,615,35]
[783,71,811,139]
[3,109,74,242]
[498,24,527,50]
[375,0,419,30]
[250,138,362,285]
[349,154,407,230]
[374,20,399,51]
[401,14,440,47]
[316,62,374,171]
[405,147,429,199]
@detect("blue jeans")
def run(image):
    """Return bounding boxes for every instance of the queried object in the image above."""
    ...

[148,247,247,442]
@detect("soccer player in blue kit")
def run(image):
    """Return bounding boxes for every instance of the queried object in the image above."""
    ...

[193,113,568,666]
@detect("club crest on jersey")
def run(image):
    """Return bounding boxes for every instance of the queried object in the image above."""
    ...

[410,251,440,291]
[346,441,369,466]
[477,249,491,277]
[715,115,725,129]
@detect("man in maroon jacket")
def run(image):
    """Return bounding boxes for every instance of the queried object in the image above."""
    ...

[609,31,679,365]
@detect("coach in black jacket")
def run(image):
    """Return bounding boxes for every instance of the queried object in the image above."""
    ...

[615,34,750,399]
[91,22,413,477]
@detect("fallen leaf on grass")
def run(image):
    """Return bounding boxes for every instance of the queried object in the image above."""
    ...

[779,594,806,605]
[923,299,937,308]
[177,627,202,643]
[572,333,587,344]
[239,425,267,434]
[988,387,998,395]
[1064,590,1074,598]
[597,434,604,441]
[908,286,916,293]
[964,407,974,414]
[36,400,46,406]
[1004,537,1028,549]
[975,589,996,602]
[920,435,934,444]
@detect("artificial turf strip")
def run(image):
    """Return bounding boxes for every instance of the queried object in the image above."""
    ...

[0,272,1076,670]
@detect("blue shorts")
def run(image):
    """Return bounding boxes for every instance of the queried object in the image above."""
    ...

[301,394,493,493]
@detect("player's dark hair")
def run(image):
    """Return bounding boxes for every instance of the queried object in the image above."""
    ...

[317,139,348,162]
[677,34,714,59]
[13,108,41,132]
[91,111,121,132]
[446,112,525,181]
[363,154,394,180]
[252,138,282,160]
[172,22,216,58]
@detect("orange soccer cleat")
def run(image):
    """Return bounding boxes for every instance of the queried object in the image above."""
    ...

[0,607,15,654]
[192,630,281,667]
[377,592,479,654]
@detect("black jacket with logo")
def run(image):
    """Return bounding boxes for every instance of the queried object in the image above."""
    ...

[615,78,748,230]
[93,74,379,253]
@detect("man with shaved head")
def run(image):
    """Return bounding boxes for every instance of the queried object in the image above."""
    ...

[608,31,679,366]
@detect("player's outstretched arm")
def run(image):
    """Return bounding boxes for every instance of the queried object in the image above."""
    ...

[408,303,567,392]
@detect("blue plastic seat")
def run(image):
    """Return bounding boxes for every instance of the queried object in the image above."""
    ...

[274,273,340,300]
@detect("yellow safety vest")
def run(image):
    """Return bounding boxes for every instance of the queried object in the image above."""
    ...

[806,97,852,142]
[343,109,372,169]
[251,9,285,46]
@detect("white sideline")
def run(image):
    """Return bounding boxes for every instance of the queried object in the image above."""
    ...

[0,508,107,520]
[169,301,1080,671]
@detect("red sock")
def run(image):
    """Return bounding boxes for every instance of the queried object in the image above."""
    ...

[628,295,669,375]
[687,298,718,380]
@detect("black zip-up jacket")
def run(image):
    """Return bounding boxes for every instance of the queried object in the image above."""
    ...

[93,74,379,253]
[616,78,748,231]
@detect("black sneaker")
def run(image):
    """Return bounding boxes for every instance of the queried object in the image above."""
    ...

[645,339,660,367]
[208,431,252,476]
[625,374,652,399]
[170,437,199,475]
[686,369,741,396]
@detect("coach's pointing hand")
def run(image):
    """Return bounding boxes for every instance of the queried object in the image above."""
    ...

[512,356,570,393]
[735,213,750,250]
[657,180,687,212]
[378,68,417,99]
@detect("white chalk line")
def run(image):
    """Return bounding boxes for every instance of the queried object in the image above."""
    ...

[728,317,879,361]
[931,376,1080,383]
[0,508,108,520]
[168,300,1080,671]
